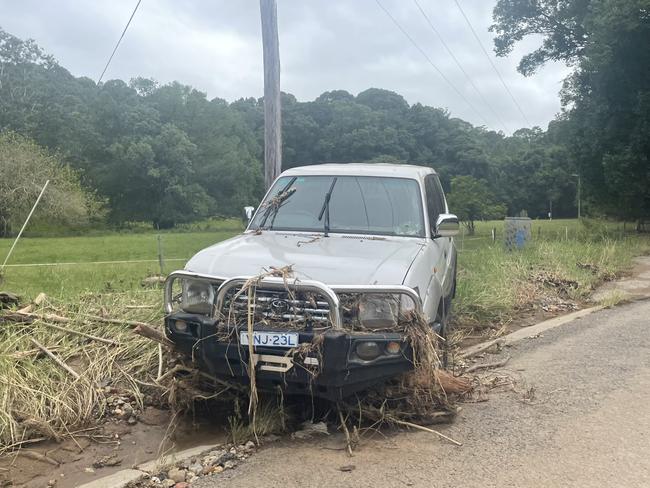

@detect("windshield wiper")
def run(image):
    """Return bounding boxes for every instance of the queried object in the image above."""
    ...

[259,177,297,229]
[318,177,338,237]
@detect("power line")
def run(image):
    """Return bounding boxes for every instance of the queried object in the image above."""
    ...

[375,0,491,128]
[413,0,509,133]
[452,0,531,127]
[97,0,143,84]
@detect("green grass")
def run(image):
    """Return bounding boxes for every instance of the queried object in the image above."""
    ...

[0,231,239,298]
[454,219,650,328]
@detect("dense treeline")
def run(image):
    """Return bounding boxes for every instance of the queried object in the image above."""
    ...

[0,24,598,232]
[492,0,649,226]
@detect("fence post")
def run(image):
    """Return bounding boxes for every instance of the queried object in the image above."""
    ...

[157,235,165,275]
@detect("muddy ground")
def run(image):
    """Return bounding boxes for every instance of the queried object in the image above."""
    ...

[0,407,225,488]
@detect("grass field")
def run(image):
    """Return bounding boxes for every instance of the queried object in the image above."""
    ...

[0,218,648,318]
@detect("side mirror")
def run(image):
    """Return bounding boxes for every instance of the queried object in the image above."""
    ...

[435,213,459,237]
[242,206,255,225]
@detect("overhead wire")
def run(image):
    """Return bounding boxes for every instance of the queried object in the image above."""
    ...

[451,0,531,127]
[375,0,491,128]
[97,0,143,84]
[413,0,509,133]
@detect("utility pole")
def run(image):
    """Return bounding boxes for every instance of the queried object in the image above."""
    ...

[260,0,282,189]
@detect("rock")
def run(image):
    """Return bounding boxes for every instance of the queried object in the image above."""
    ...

[92,454,121,468]
[163,479,175,488]
[260,434,280,443]
[175,483,190,488]
[291,421,329,440]
[204,449,234,466]
[47,480,57,486]
[167,468,187,483]
[223,460,237,470]
[211,466,224,474]
[127,416,137,425]
[84,467,95,474]
[188,462,203,475]
[244,440,256,451]
[201,455,218,466]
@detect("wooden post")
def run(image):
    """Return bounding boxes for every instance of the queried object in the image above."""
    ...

[260,0,282,189]
[157,234,164,275]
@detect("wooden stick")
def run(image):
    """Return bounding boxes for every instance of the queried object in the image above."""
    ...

[41,322,119,346]
[16,292,47,314]
[337,406,354,457]
[132,324,174,348]
[17,449,59,466]
[464,356,510,373]
[12,310,154,329]
[28,338,80,380]
[459,338,505,360]
[390,418,462,446]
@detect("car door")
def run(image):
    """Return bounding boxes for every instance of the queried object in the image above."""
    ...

[421,175,453,316]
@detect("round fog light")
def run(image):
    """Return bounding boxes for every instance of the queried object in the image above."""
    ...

[174,320,188,332]
[386,341,401,355]
[356,341,381,361]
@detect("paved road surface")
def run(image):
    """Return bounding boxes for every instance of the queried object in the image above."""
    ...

[195,300,650,488]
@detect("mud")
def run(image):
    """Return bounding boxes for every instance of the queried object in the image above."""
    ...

[0,407,226,488]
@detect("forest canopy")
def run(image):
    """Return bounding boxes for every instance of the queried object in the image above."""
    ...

[3,16,642,231]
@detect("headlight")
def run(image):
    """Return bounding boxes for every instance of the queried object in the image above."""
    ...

[356,341,381,361]
[181,279,214,315]
[357,293,416,329]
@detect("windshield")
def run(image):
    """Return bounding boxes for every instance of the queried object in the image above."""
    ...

[250,175,425,237]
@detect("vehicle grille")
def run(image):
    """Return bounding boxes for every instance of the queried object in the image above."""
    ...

[221,287,332,327]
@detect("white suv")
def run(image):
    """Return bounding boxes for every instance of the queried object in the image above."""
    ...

[164,163,458,399]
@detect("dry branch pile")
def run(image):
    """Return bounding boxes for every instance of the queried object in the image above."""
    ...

[0,291,163,453]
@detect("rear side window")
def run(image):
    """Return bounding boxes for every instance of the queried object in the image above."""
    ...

[424,175,446,228]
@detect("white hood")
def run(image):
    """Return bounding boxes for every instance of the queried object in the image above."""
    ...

[185,231,425,286]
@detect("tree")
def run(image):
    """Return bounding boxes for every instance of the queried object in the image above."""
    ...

[0,131,104,236]
[446,176,506,235]
[490,0,590,75]
[491,0,650,225]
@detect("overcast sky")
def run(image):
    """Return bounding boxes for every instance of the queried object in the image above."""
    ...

[0,0,571,133]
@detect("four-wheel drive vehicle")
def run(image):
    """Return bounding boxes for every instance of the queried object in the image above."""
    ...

[164,163,459,400]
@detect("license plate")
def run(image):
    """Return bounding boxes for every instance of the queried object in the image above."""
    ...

[239,331,298,348]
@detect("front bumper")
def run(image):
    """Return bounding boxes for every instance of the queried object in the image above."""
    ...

[166,312,414,401]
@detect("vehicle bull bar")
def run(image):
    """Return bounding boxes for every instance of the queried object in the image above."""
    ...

[164,270,422,328]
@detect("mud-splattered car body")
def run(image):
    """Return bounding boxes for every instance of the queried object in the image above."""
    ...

[164,164,458,400]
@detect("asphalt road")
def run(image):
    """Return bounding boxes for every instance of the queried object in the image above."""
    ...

[195,300,650,488]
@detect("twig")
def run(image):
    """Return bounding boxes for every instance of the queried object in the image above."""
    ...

[11,310,155,329]
[17,449,59,466]
[464,356,510,373]
[41,322,119,345]
[28,338,80,380]
[157,344,164,380]
[337,405,354,457]
[133,324,174,348]
[16,292,47,314]
[390,418,462,446]
[459,338,505,360]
